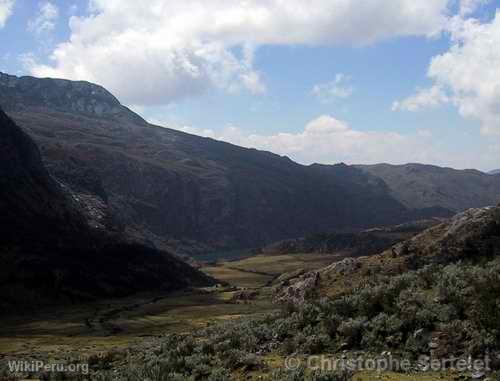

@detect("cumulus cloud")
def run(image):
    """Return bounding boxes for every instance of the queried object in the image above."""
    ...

[394,11,500,135]
[311,73,353,103]
[392,85,449,111]
[28,1,59,36]
[151,114,497,169]
[430,13,500,135]
[0,0,15,28]
[28,0,450,105]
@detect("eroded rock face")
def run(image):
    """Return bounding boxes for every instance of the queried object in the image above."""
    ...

[273,271,320,305]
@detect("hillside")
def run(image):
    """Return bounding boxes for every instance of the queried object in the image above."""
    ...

[14,205,495,380]
[137,206,500,379]
[490,169,500,175]
[260,219,441,257]
[0,72,451,256]
[0,108,213,312]
[357,163,500,212]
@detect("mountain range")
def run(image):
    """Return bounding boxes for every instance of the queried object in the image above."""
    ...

[0,107,213,312]
[357,163,500,212]
[489,169,500,175]
[1,71,499,257]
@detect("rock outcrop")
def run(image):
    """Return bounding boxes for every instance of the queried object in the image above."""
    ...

[273,205,500,305]
[273,271,320,305]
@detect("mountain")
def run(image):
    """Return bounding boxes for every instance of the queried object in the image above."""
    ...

[356,163,500,212]
[0,107,213,312]
[0,72,450,256]
[489,169,500,175]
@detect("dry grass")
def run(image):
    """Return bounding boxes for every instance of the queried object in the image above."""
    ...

[0,289,276,358]
[202,253,340,288]
[225,253,340,274]
[202,265,273,288]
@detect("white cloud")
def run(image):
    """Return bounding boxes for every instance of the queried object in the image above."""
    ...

[392,85,449,111]
[153,114,497,169]
[429,13,500,135]
[0,0,15,28]
[28,1,59,36]
[394,11,500,135]
[240,71,267,95]
[459,0,490,16]
[311,73,353,103]
[27,0,451,106]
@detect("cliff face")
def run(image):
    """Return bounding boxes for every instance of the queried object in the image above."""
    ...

[0,72,453,256]
[0,107,213,312]
[0,106,84,245]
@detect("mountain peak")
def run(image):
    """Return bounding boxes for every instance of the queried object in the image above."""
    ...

[0,72,145,124]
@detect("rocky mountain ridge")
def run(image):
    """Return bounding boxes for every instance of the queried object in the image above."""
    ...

[0,72,453,257]
[0,72,144,124]
[357,163,500,212]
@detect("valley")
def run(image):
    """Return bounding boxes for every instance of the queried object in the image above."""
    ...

[0,252,339,358]
[3,207,498,380]
[1,71,499,380]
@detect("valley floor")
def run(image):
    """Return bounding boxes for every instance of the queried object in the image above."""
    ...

[0,251,487,381]
[0,253,335,359]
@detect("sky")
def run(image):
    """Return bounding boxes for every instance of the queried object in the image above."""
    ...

[0,0,499,171]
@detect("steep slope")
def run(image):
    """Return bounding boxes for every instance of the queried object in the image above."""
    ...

[0,108,213,312]
[274,204,500,304]
[357,163,500,212]
[0,72,447,256]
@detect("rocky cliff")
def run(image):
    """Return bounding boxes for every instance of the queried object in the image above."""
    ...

[0,107,213,312]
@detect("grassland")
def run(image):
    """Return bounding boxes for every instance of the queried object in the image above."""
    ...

[202,253,343,288]
[0,252,336,360]
[2,251,475,380]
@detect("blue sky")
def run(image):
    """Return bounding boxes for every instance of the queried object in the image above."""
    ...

[1,0,499,170]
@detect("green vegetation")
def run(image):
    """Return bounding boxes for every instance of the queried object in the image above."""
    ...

[2,208,499,380]
[128,259,498,377]
[31,256,494,380]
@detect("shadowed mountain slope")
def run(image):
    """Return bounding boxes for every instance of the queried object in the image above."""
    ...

[0,72,457,255]
[0,108,213,312]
